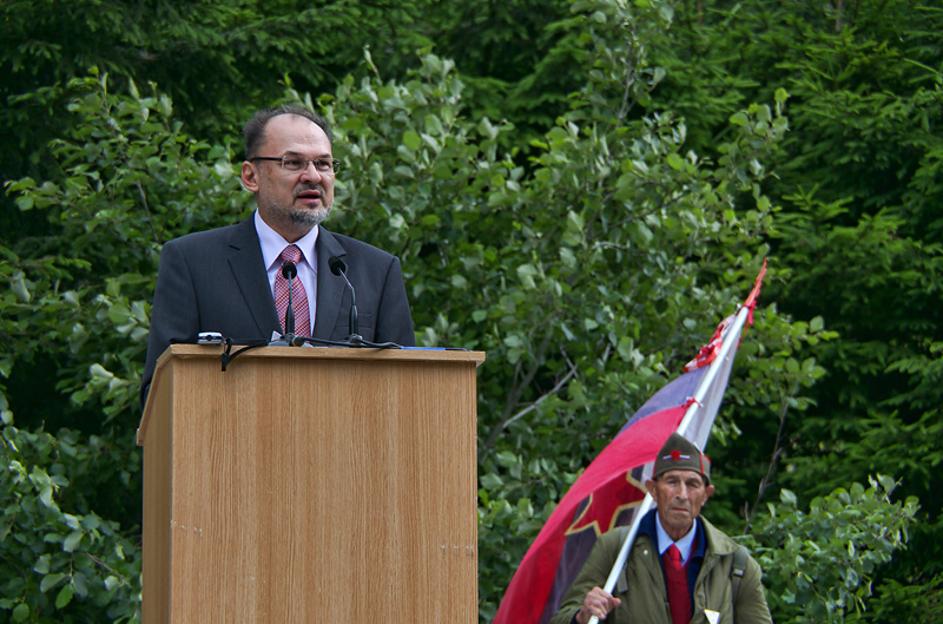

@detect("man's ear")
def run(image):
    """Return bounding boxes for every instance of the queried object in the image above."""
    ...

[645,479,657,497]
[705,483,715,502]
[241,161,260,192]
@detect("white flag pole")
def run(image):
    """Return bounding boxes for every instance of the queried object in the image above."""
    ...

[586,303,750,624]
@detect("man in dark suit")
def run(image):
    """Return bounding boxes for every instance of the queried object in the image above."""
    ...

[141,104,415,405]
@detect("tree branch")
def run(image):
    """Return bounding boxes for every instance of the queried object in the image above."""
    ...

[134,181,160,246]
[744,385,796,533]
[498,315,556,422]
[483,352,578,452]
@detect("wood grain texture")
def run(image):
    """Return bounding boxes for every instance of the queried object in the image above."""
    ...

[139,346,483,623]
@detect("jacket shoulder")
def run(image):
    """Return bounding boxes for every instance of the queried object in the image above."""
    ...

[701,516,745,557]
[163,222,246,251]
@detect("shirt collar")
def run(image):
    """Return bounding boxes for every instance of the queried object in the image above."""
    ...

[254,210,319,272]
[654,513,699,563]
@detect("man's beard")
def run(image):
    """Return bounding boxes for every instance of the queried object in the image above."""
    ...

[289,204,330,227]
[287,182,331,227]
[260,193,331,230]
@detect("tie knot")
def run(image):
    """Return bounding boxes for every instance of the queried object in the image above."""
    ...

[280,244,302,264]
[667,544,682,564]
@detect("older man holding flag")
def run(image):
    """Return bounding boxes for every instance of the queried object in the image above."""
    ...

[550,433,772,624]
[493,262,770,624]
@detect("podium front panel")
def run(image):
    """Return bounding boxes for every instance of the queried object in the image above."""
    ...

[139,347,482,623]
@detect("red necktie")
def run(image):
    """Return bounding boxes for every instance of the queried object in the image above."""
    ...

[273,244,311,337]
[664,544,691,624]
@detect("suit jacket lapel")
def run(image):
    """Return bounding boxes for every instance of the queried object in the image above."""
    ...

[315,227,347,338]
[226,217,280,338]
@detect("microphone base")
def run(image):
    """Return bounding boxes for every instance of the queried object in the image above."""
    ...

[269,332,301,347]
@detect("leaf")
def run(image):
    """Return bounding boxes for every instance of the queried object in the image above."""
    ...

[12,603,29,622]
[877,474,897,494]
[496,451,519,468]
[630,221,653,244]
[72,571,89,597]
[480,473,502,489]
[39,485,55,509]
[477,117,498,140]
[503,334,524,348]
[63,530,83,553]
[388,214,405,230]
[11,271,31,303]
[729,112,748,127]
[41,573,67,593]
[402,130,421,152]
[424,114,443,135]
[55,584,74,609]
[780,489,798,506]
[32,554,51,575]
[516,263,538,289]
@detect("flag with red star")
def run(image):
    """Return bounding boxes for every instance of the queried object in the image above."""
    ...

[493,263,766,624]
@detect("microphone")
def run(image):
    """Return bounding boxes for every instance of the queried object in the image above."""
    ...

[328,256,362,344]
[281,260,297,342]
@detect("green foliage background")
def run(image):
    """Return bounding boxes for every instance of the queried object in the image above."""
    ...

[2,0,940,622]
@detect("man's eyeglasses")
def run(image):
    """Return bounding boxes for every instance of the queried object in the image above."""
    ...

[251,155,340,173]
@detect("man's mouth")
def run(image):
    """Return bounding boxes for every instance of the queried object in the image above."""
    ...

[295,187,323,204]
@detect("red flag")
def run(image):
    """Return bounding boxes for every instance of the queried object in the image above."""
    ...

[493,264,765,624]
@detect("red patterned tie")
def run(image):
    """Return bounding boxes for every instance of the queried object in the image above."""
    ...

[664,545,691,624]
[273,244,311,337]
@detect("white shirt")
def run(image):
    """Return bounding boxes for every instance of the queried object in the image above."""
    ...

[254,210,318,332]
[655,513,698,564]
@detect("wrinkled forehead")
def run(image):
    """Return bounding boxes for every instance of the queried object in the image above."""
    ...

[260,114,333,156]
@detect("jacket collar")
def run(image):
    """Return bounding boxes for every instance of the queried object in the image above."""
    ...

[221,217,352,340]
[698,515,740,557]
[225,216,280,337]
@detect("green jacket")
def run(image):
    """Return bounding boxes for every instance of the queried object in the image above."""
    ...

[550,515,772,624]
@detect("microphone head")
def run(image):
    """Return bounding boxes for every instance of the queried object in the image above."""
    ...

[281,261,297,279]
[329,256,347,276]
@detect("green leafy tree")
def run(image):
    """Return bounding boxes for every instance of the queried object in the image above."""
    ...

[1,424,140,623]
[2,71,249,621]
[1,0,933,621]
[746,477,919,623]
[621,2,943,618]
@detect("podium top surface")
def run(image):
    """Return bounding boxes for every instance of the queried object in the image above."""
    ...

[137,344,485,446]
[155,343,486,366]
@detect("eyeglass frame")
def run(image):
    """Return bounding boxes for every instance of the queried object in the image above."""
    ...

[250,154,341,174]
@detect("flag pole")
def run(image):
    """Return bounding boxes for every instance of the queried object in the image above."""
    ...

[677,303,751,434]
[587,301,753,624]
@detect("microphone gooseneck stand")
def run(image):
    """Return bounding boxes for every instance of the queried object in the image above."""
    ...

[219,257,402,371]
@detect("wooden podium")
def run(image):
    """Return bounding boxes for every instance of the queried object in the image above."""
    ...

[137,344,485,623]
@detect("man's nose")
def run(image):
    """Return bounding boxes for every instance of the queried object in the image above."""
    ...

[299,161,323,182]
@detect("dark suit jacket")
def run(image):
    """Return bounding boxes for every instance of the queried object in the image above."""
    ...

[141,217,415,405]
